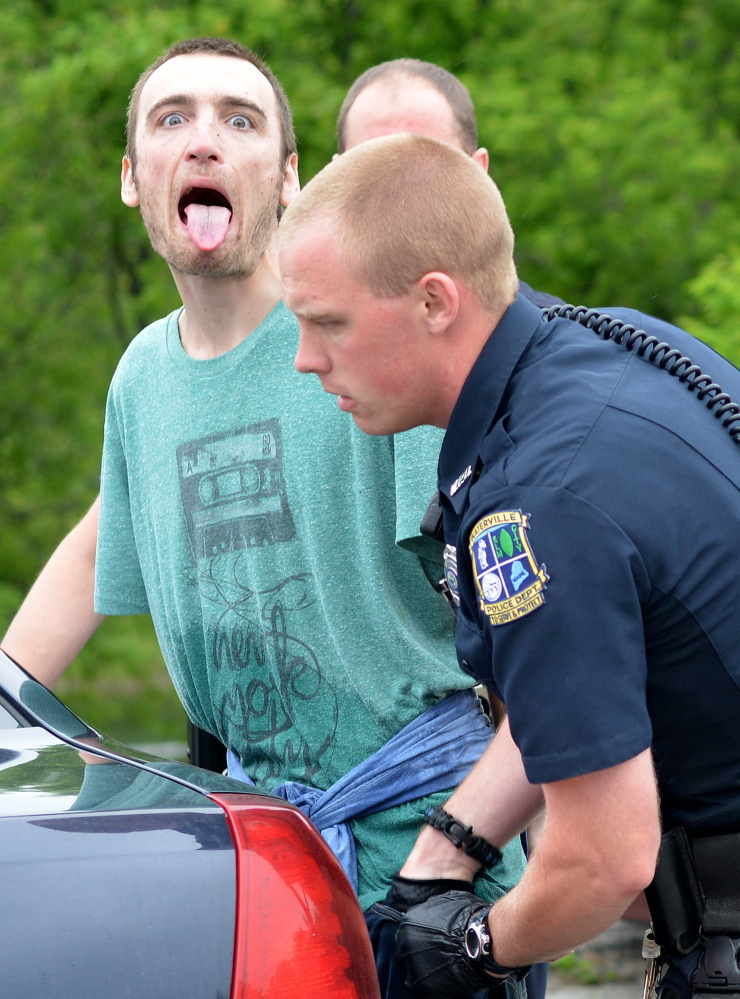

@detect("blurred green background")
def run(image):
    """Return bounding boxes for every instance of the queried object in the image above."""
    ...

[2,0,740,745]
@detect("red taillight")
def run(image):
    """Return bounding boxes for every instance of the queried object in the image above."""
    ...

[209,793,381,999]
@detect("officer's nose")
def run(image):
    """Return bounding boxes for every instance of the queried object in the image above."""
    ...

[294,325,331,376]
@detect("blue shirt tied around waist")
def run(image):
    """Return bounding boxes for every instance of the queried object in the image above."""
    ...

[226,687,492,892]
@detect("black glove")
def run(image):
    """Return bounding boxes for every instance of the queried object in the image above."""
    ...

[395,889,521,998]
[384,874,477,913]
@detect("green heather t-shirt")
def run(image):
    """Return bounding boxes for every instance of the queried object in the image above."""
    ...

[95,303,524,910]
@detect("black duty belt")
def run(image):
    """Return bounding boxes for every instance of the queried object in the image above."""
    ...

[646,826,740,954]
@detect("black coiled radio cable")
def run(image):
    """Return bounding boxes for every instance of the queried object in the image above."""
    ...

[544,304,740,444]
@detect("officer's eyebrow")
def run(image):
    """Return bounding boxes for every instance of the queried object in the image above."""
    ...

[145,94,268,126]
[295,307,345,325]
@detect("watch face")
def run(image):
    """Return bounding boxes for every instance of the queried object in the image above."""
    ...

[464,921,489,961]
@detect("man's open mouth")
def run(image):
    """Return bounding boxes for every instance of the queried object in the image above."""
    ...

[178,188,233,252]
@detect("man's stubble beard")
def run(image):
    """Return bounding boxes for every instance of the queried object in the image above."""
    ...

[136,178,283,280]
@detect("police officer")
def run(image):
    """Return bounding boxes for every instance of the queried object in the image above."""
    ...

[278,132,740,999]
[336,57,560,999]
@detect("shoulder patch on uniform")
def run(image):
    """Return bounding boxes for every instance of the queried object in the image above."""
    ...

[469,510,548,626]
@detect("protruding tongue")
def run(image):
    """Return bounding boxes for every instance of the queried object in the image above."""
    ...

[183,203,232,251]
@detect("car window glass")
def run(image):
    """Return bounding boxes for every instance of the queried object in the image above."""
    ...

[0,700,20,730]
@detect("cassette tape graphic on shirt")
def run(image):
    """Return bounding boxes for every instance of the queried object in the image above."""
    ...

[469,510,548,626]
[178,420,295,559]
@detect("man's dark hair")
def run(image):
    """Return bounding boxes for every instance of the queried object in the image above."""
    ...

[336,58,478,155]
[126,37,296,171]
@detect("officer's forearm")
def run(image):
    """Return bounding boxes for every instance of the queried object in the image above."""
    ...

[400,718,544,881]
[486,748,661,967]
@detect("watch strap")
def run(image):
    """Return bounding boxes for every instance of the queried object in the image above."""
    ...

[466,915,532,981]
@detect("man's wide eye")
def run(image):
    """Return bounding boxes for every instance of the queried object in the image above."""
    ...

[163,113,185,127]
[229,114,253,130]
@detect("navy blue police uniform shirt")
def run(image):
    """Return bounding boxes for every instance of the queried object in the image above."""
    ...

[439,294,740,833]
[517,279,563,309]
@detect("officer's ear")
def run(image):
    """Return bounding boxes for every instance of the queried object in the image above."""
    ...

[417,272,459,336]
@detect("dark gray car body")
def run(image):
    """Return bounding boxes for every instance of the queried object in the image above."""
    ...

[0,651,378,999]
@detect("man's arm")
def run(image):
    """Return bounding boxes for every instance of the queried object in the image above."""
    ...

[401,721,660,966]
[401,718,546,881]
[1,497,105,686]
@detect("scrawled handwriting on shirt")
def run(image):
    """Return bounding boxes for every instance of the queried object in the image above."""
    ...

[200,562,338,785]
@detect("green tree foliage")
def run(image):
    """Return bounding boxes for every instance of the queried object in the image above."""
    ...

[2,0,740,738]
[680,249,740,366]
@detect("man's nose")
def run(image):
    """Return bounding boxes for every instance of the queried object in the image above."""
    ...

[184,119,223,162]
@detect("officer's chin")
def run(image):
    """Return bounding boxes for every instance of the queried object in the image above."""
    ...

[353,411,416,437]
[352,413,381,436]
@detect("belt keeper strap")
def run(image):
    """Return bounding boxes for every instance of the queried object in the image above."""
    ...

[693,834,740,938]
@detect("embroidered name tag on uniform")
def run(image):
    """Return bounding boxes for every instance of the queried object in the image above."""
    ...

[469,510,548,626]
[449,465,473,496]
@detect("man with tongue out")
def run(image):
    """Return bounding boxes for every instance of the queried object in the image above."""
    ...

[1,37,525,999]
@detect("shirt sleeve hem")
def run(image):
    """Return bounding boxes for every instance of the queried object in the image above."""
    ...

[94,596,150,616]
[521,731,652,784]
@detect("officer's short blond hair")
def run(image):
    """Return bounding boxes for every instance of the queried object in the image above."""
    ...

[279,133,518,315]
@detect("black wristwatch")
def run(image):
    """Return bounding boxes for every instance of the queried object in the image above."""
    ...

[464,914,531,981]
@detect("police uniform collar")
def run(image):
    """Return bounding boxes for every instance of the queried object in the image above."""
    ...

[439,294,544,514]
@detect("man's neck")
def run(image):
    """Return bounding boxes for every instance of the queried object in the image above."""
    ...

[172,252,282,360]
